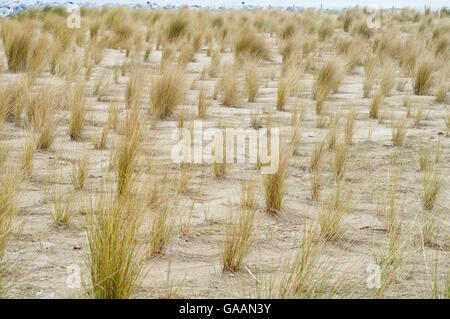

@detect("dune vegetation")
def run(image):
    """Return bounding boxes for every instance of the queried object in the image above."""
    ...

[0,6,448,299]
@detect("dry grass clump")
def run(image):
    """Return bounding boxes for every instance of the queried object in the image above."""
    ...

[178,36,196,64]
[89,18,101,41]
[419,143,432,171]
[166,15,188,41]
[107,20,136,54]
[421,166,443,211]
[445,112,450,137]
[49,188,72,227]
[218,63,240,107]
[150,66,185,119]
[344,108,358,145]
[147,197,177,257]
[397,77,407,92]
[316,115,329,129]
[279,38,297,65]
[341,36,363,73]
[71,155,90,190]
[69,84,88,141]
[372,32,398,61]
[413,58,434,95]
[369,92,383,120]
[108,102,120,132]
[221,206,256,273]
[143,45,152,62]
[319,183,351,241]
[391,115,407,147]
[208,49,222,78]
[312,59,345,113]
[245,61,261,103]
[197,86,209,118]
[399,36,419,77]
[0,97,7,130]
[380,60,395,96]
[264,146,290,215]
[0,79,28,125]
[35,116,56,151]
[240,177,258,211]
[113,112,141,196]
[178,45,195,68]
[422,213,443,249]
[250,111,263,130]
[0,167,22,277]
[0,145,8,169]
[310,140,326,172]
[424,253,450,298]
[177,162,192,194]
[24,88,57,150]
[281,54,303,92]
[92,125,109,150]
[276,75,292,111]
[26,34,49,80]
[1,21,31,72]
[279,23,296,40]
[125,66,145,109]
[327,120,339,150]
[371,226,406,298]
[19,133,36,177]
[363,54,377,98]
[86,40,105,66]
[26,88,57,150]
[86,188,146,299]
[212,152,228,179]
[260,225,338,298]
[177,110,186,128]
[435,79,447,103]
[318,17,334,41]
[403,93,411,111]
[376,170,401,232]
[414,105,424,127]
[289,123,301,155]
[311,170,322,202]
[233,26,271,62]
[25,89,47,125]
[159,44,175,70]
[332,141,349,181]
[93,72,111,101]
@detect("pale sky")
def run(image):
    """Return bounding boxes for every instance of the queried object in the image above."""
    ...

[15,0,449,10]
[152,0,447,8]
